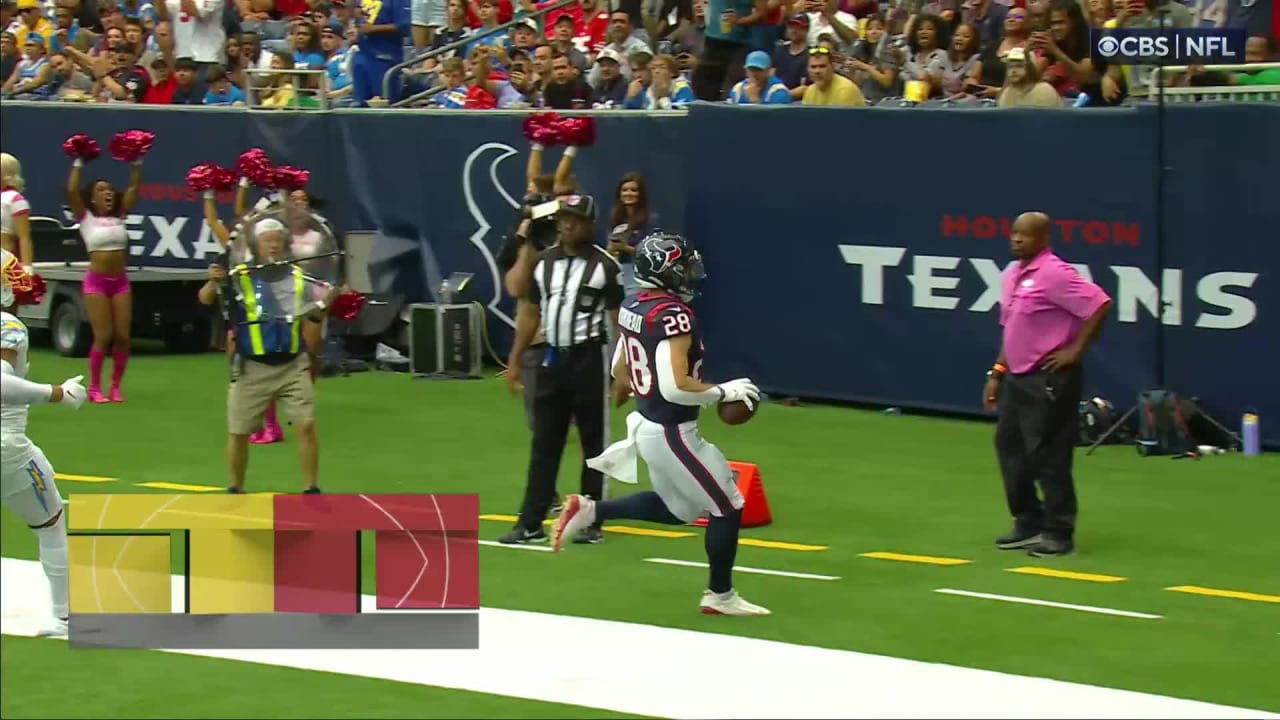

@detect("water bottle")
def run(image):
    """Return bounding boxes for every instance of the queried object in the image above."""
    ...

[1073,93,1090,108]
[1242,413,1260,456]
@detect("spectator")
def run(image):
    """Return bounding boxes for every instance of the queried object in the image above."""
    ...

[802,45,862,104]
[464,0,504,54]
[236,0,284,41]
[505,52,540,102]
[94,40,149,101]
[971,3,1037,99]
[427,0,471,64]
[98,1,128,36]
[1084,0,1111,27]
[666,0,704,60]
[0,31,17,82]
[411,0,446,51]
[203,62,246,102]
[541,48,590,107]
[728,48,789,102]
[802,0,856,48]
[529,41,551,84]
[693,0,750,99]
[548,14,587,71]
[622,46,650,107]
[963,0,1009,46]
[606,171,657,294]
[771,13,808,90]
[155,0,226,73]
[1032,0,1091,98]
[540,0,589,45]
[48,48,94,95]
[350,0,409,105]
[224,30,243,73]
[642,51,693,107]
[433,54,467,105]
[3,32,53,97]
[901,13,947,97]
[744,0,784,53]
[996,46,1059,106]
[465,0,512,28]
[589,45,626,106]
[1182,34,1280,91]
[319,22,350,102]
[846,13,903,103]
[510,16,540,53]
[169,55,205,100]
[290,19,325,67]
[11,0,52,51]
[258,47,317,105]
[140,55,174,100]
[49,5,79,53]
[940,21,979,96]
[588,9,648,85]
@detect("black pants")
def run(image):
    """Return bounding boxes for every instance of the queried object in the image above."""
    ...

[692,37,748,101]
[517,342,608,530]
[994,367,1082,540]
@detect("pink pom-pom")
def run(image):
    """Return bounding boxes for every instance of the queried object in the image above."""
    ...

[210,167,238,192]
[109,129,155,163]
[273,166,311,192]
[237,148,276,189]
[62,134,101,162]
[15,274,46,306]
[329,290,365,322]
[522,112,562,146]
[187,163,217,192]
[557,116,596,148]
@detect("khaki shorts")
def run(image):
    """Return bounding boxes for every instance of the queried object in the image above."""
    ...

[227,353,315,435]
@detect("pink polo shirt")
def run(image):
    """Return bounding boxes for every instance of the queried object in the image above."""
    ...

[1000,249,1111,374]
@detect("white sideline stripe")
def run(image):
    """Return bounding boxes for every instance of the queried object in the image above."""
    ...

[645,557,841,581]
[936,588,1165,620]
[477,540,552,552]
[4,559,1275,720]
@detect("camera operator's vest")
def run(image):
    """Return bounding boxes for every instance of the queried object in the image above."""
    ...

[232,264,306,357]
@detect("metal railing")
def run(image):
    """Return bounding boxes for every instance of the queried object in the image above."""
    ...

[1151,62,1280,103]
[245,68,333,110]
[383,0,576,106]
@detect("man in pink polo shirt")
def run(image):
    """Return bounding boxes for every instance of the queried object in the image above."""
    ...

[984,212,1112,558]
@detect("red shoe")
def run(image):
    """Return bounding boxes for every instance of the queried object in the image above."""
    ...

[88,386,109,404]
[109,386,125,403]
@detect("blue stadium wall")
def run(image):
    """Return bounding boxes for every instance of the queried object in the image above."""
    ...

[2,102,1277,444]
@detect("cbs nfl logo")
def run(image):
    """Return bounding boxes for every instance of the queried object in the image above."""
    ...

[1091,28,1247,65]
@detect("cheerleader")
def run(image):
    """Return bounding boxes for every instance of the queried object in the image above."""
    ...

[1,154,33,271]
[1,251,87,637]
[65,153,144,403]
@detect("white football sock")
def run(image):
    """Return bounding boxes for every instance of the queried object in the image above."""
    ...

[37,514,69,619]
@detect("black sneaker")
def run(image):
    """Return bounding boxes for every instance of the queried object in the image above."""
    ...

[303,486,322,494]
[227,486,245,494]
[572,525,604,544]
[995,526,1043,550]
[550,495,564,515]
[1028,537,1075,557]
[498,526,548,545]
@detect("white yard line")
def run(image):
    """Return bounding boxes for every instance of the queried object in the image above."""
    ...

[936,588,1164,620]
[3,558,1274,719]
[644,557,841,581]
[477,540,552,552]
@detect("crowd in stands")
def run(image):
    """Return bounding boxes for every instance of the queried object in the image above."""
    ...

[0,0,1275,108]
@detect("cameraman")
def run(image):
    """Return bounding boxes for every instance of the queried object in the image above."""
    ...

[498,194,558,430]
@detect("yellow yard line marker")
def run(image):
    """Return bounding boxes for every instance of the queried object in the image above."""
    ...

[55,473,116,483]
[1007,567,1127,583]
[602,526,694,539]
[1165,585,1280,604]
[137,482,223,493]
[480,514,521,522]
[740,538,828,551]
[860,551,972,566]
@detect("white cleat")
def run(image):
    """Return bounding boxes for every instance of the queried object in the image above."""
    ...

[35,617,68,638]
[552,494,596,553]
[700,590,771,616]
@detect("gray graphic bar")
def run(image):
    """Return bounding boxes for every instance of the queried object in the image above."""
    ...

[69,613,479,650]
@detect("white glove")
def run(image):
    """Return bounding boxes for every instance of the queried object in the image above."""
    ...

[716,378,760,411]
[59,375,86,409]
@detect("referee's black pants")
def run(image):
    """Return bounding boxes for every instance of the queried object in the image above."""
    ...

[994,366,1082,541]
[516,341,607,531]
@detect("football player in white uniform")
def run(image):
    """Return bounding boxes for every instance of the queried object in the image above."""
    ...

[1,250,87,636]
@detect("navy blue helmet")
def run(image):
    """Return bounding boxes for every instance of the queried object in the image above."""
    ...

[633,232,705,301]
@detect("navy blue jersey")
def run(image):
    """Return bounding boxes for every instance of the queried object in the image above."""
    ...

[617,291,705,426]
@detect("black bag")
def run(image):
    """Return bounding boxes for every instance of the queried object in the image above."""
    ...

[1077,397,1130,446]
[1136,390,1197,456]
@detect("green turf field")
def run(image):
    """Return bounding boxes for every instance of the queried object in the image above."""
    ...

[2,346,1278,718]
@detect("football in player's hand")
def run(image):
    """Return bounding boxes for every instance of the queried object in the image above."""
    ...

[718,400,757,426]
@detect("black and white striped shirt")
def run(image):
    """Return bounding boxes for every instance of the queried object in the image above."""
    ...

[528,244,624,348]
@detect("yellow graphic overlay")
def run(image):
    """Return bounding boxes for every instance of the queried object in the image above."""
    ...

[69,535,171,613]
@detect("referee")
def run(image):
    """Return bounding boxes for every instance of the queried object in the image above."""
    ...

[501,194,623,546]
[986,212,1111,558]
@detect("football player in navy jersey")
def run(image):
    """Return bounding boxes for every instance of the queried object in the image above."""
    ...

[553,233,769,616]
